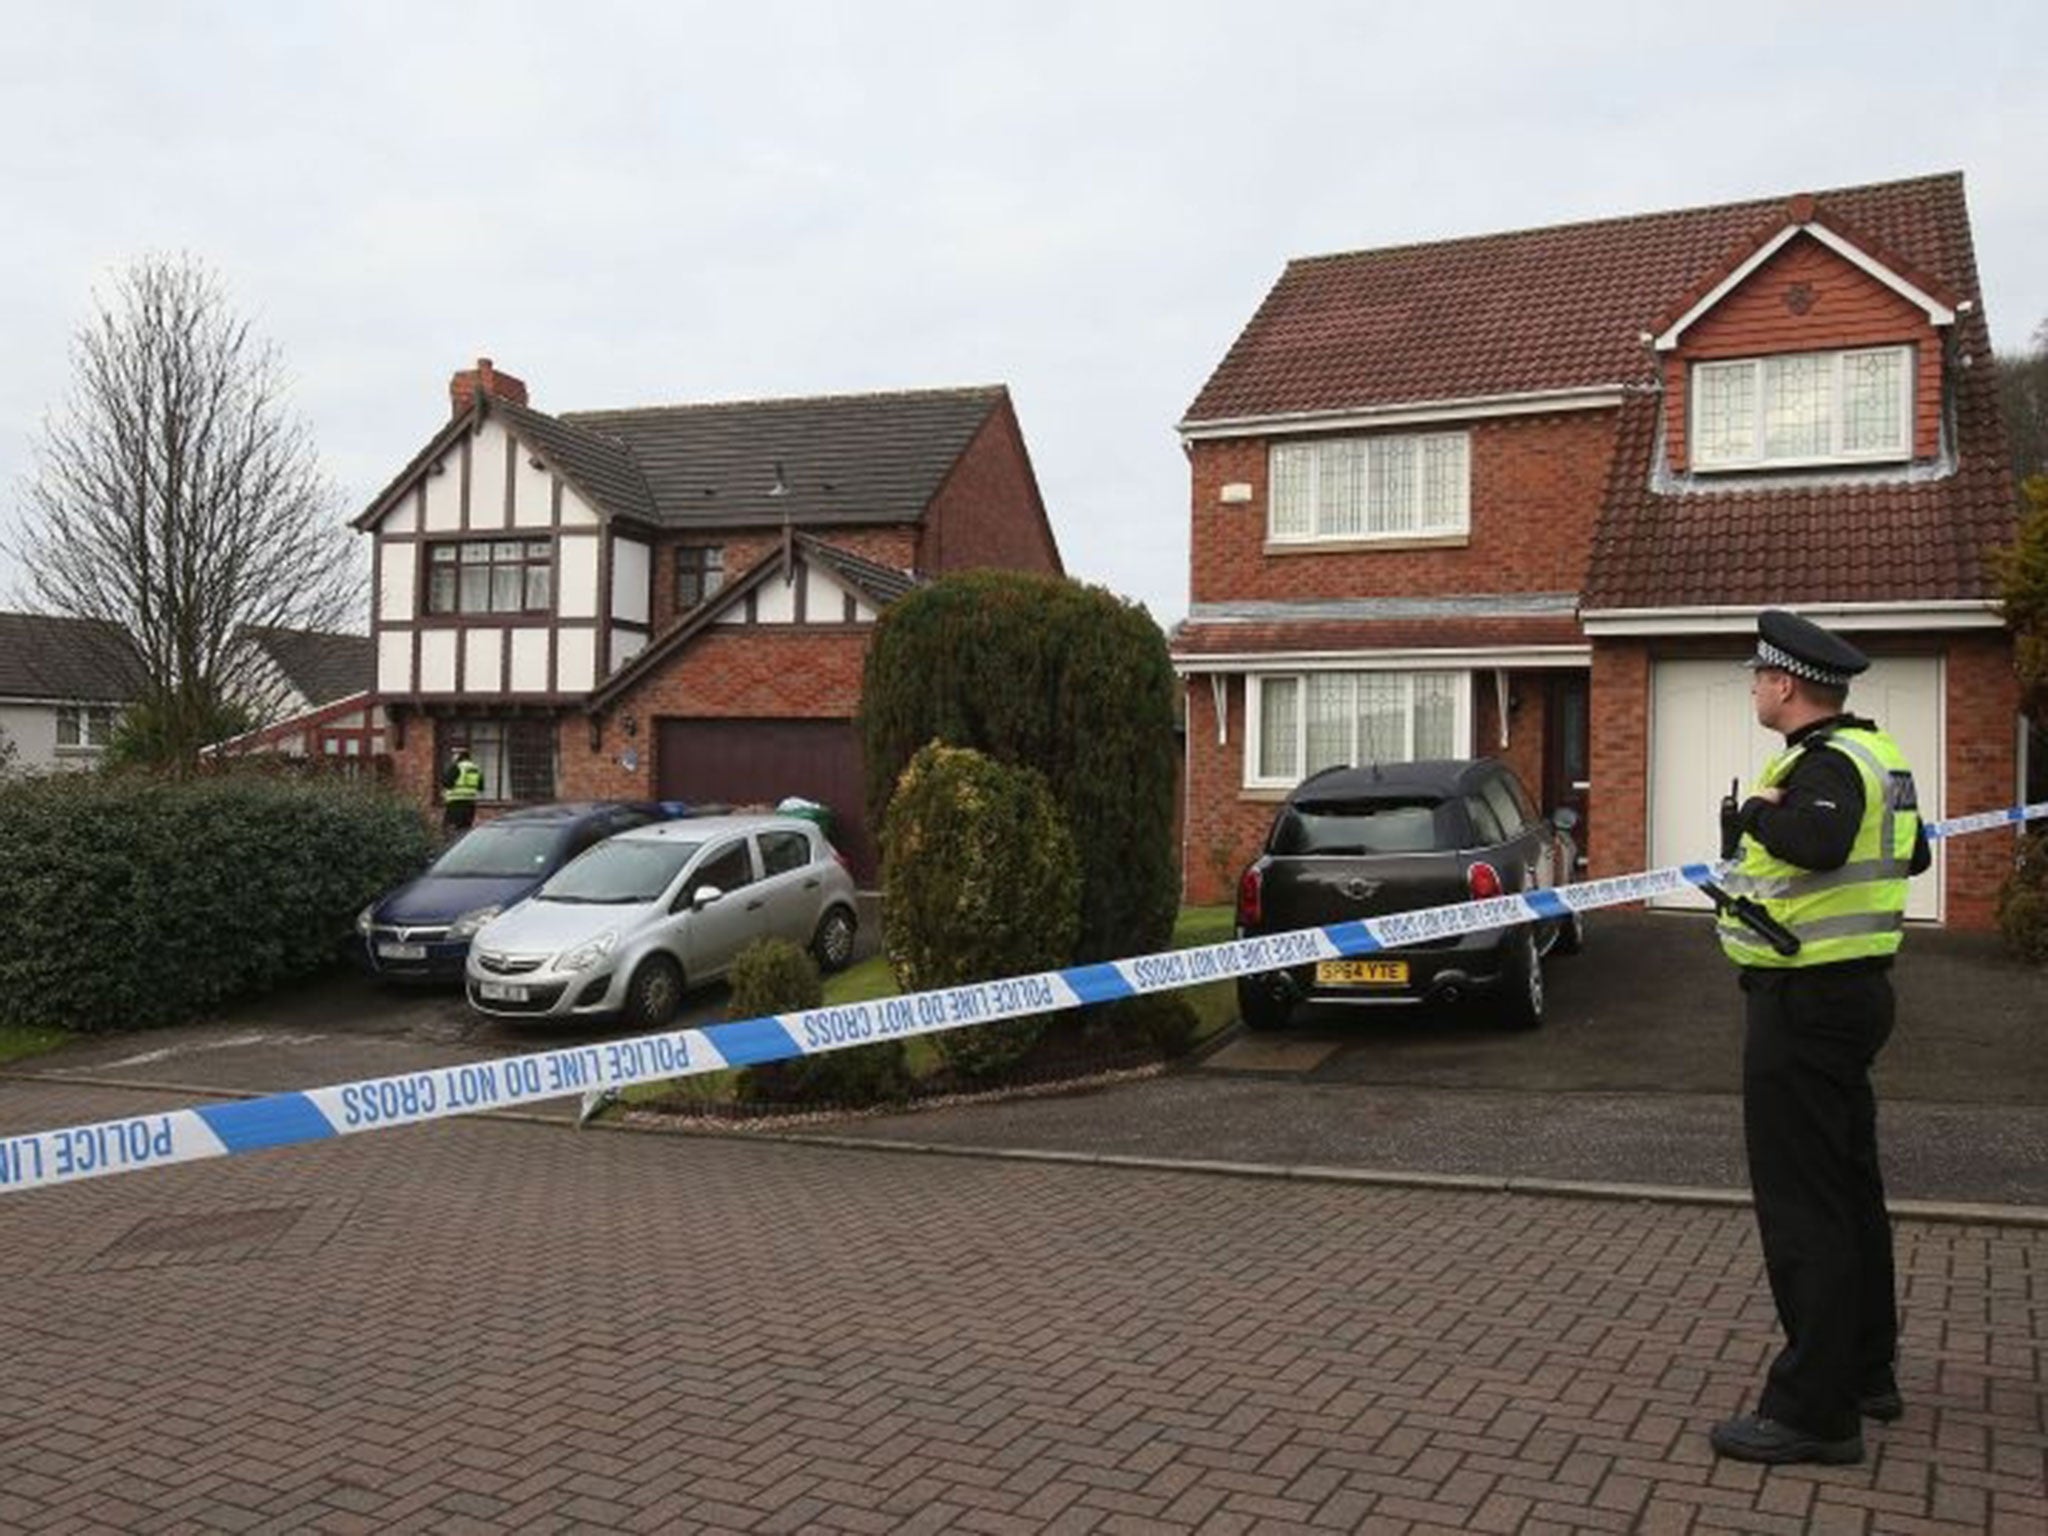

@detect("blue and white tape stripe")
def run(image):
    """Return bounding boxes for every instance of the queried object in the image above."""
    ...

[4,798,2045,1196]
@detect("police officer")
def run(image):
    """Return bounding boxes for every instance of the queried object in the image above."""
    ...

[441,744,483,833]
[1709,610,1932,1466]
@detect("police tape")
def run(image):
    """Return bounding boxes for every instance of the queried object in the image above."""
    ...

[5,800,2046,1196]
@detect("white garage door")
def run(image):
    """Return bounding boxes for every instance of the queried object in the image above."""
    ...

[1648,656,1942,921]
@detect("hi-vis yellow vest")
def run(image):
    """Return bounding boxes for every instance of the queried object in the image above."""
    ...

[1718,726,1920,969]
[444,760,483,804]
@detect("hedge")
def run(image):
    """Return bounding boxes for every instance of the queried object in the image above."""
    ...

[881,743,1081,1080]
[858,569,1179,969]
[0,771,437,1031]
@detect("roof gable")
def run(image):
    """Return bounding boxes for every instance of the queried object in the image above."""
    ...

[1184,172,1977,426]
[1651,203,1959,350]
[588,533,917,710]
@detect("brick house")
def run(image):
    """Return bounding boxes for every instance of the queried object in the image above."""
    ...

[1171,172,2019,927]
[354,362,1063,878]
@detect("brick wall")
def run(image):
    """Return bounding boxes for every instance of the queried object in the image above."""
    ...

[562,628,872,802]
[1180,675,1281,906]
[1587,641,1651,880]
[1662,235,1942,468]
[1188,410,1618,604]
[1943,632,2021,928]
[919,397,1063,576]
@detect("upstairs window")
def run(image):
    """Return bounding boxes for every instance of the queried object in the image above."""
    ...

[425,539,553,616]
[1691,346,1912,470]
[675,545,726,611]
[1248,671,1466,788]
[1269,432,1469,543]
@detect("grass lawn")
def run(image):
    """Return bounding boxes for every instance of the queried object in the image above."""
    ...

[624,905,1241,1112]
[0,1024,71,1065]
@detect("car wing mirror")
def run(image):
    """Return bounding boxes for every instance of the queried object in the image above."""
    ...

[1552,807,1580,832]
[687,884,725,912]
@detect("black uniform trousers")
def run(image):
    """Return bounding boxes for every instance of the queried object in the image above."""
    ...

[1740,962,1898,1440]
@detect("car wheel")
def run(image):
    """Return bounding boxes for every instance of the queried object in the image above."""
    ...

[1237,977,1291,1032]
[621,955,684,1030]
[1500,927,1545,1031]
[811,906,857,974]
[1552,909,1585,956]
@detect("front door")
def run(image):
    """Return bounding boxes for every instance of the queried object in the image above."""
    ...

[1545,673,1591,870]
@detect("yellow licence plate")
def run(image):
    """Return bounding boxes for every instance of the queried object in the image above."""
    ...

[1315,959,1410,986]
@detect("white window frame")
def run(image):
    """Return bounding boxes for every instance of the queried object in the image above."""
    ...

[54,703,119,753]
[1267,431,1470,543]
[1243,670,1472,789]
[1689,345,1914,472]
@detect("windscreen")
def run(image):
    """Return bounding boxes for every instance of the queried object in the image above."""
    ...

[431,824,563,877]
[1274,799,1445,856]
[539,841,702,904]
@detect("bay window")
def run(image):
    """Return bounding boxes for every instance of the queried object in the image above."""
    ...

[1247,671,1467,787]
[1269,431,1469,542]
[1691,346,1912,470]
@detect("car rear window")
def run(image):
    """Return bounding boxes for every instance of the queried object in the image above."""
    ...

[1273,799,1446,855]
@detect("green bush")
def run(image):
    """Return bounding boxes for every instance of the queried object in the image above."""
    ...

[1096,992,1201,1056]
[726,935,826,1017]
[1996,830,2048,965]
[859,570,1179,968]
[882,743,1081,1081]
[725,936,911,1105]
[0,770,436,1031]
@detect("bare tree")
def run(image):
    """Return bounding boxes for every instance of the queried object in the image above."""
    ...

[1998,318,2048,486]
[9,256,355,765]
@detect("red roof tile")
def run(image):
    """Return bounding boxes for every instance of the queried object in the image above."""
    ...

[1184,172,1977,424]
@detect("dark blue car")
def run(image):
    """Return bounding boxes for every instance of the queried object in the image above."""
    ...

[357,802,674,983]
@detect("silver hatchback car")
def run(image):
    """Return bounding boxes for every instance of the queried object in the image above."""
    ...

[464,814,858,1027]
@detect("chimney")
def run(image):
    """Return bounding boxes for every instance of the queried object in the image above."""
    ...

[449,357,529,418]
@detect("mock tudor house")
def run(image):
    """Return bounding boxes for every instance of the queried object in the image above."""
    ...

[1171,172,2020,928]
[0,612,143,771]
[355,362,1062,878]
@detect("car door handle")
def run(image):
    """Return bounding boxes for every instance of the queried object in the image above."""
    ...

[804,877,819,889]
[746,898,765,911]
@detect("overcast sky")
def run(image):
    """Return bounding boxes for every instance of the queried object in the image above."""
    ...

[3,1,2044,632]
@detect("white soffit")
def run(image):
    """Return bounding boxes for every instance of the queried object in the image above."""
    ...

[1178,387,1626,442]
[1581,601,2001,636]
[1653,222,1956,352]
[1174,645,1591,674]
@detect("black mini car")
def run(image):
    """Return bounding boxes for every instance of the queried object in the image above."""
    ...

[1233,758,1580,1031]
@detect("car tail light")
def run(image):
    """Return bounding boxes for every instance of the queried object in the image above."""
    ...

[1236,864,1264,928]
[1467,861,1503,900]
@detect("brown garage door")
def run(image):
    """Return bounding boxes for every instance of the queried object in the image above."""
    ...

[656,718,875,883]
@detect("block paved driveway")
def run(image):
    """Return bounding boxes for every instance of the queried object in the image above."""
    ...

[2,1082,2043,1534]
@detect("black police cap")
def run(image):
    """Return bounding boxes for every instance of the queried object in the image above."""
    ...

[1744,609,1869,689]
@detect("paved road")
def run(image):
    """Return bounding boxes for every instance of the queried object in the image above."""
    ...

[2,1077,2043,1535]
[4,908,2045,1531]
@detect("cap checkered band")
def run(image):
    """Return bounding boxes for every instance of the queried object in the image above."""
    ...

[1751,639,1851,687]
